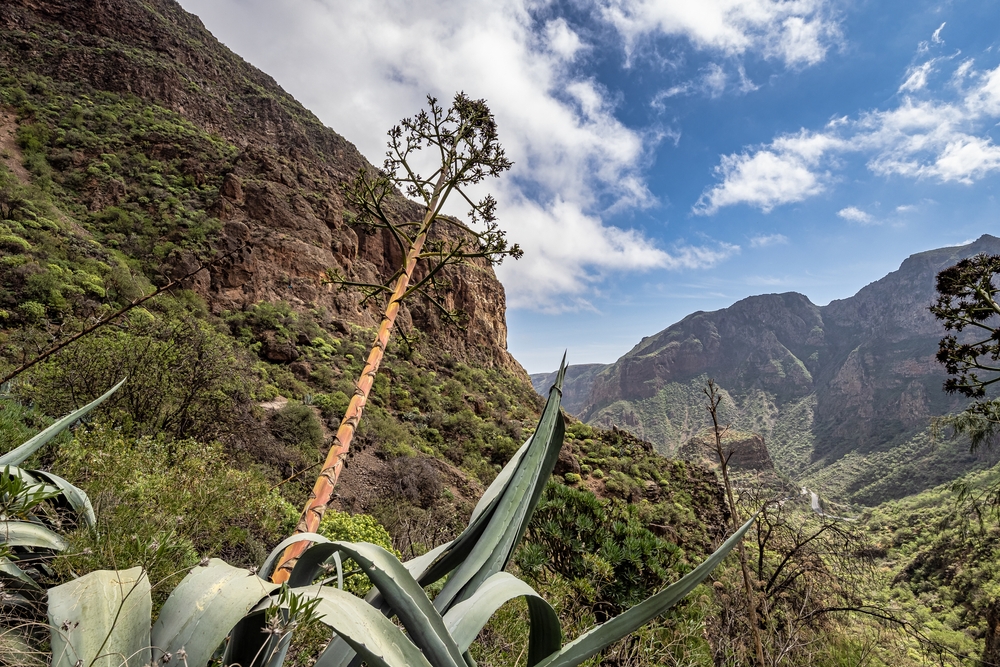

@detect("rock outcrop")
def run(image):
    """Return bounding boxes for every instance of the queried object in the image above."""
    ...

[0,0,523,375]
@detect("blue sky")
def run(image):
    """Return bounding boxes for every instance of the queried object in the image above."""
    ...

[178,0,1000,373]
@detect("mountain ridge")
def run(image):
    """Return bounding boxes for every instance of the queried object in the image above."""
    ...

[532,234,1000,502]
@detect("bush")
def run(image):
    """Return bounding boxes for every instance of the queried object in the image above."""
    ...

[21,312,260,442]
[52,422,296,603]
[518,482,684,621]
[270,402,324,450]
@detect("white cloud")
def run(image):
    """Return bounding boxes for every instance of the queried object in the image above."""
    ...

[694,130,843,214]
[495,194,739,310]
[178,0,685,310]
[837,206,875,224]
[932,22,946,44]
[600,0,841,68]
[698,57,1000,213]
[895,204,916,213]
[749,233,789,247]
[899,60,935,93]
[702,63,728,97]
[544,18,585,61]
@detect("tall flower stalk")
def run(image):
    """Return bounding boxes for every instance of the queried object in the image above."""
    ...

[272,94,519,582]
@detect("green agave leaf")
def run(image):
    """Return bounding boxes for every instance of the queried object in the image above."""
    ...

[259,532,330,580]
[150,558,278,667]
[332,541,465,667]
[263,633,293,667]
[433,357,566,613]
[0,378,126,467]
[33,470,97,528]
[0,556,41,590]
[535,510,760,667]
[290,586,433,667]
[324,358,568,667]
[283,541,343,589]
[404,540,452,579]
[47,566,151,667]
[0,520,68,551]
[442,571,561,665]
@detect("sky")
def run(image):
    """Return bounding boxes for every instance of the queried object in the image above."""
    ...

[177,0,1000,373]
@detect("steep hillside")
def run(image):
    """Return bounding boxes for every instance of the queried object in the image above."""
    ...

[0,0,520,374]
[535,235,1000,502]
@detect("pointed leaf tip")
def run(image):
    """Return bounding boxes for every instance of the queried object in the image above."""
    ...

[554,352,568,393]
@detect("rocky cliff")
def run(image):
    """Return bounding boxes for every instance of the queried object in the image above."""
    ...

[533,235,1000,502]
[0,0,521,375]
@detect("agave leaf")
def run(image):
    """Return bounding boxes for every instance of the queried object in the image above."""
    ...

[0,378,126,467]
[150,558,278,667]
[221,611,271,667]
[332,542,465,667]
[263,633,293,667]
[324,358,568,667]
[33,470,97,528]
[0,520,68,551]
[535,511,760,667]
[433,358,566,612]
[467,438,530,524]
[442,571,561,665]
[0,556,41,590]
[260,532,330,580]
[290,586,433,667]
[47,566,151,667]
[282,541,343,589]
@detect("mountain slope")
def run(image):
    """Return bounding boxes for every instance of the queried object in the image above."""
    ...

[534,235,1000,502]
[0,0,521,374]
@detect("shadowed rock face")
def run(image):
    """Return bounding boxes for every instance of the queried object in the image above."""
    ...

[0,0,523,376]
[532,235,1000,497]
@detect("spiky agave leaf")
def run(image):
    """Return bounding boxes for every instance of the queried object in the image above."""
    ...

[534,510,761,667]
[274,541,559,667]
[150,558,279,667]
[0,378,126,467]
[318,357,568,667]
[441,571,561,663]
[47,566,151,667]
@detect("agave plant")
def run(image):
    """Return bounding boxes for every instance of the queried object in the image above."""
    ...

[0,379,124,600]
[35,363,757,667]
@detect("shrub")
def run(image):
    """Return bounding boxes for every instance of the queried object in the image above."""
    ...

[270,402,324,450]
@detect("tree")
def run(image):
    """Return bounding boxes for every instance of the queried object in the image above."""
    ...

[272,93,520,582]
[930,252,1000,449]
[704,379,767,667]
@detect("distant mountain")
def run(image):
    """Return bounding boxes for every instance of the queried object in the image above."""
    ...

[532,235,1000,503]
[530,363,609,416]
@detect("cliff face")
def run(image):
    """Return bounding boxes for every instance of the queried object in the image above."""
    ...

[0,0,521,374]
[533,235,1000,502]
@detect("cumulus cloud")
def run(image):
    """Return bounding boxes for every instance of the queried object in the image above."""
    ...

[178,0,676,310]
[694,130,843,214]
[495,192,739,310]
[837,206,875,224]
[178,0,837,308]
[749,233,789,247]
[600,0,841,67]
[696,40,1000,213]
